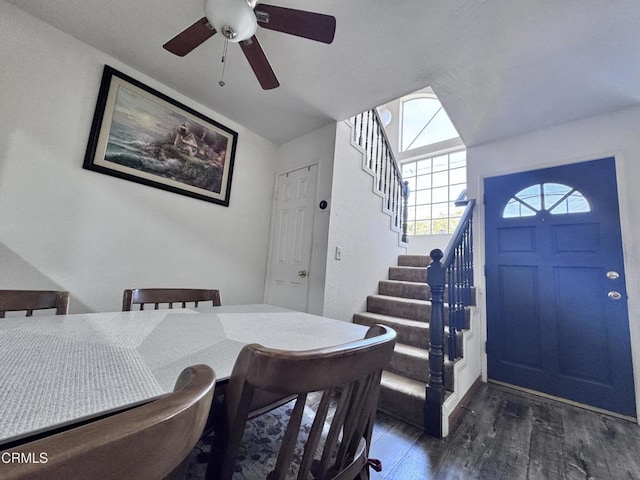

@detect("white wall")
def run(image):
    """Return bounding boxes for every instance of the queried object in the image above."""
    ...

[0,2,278,313]
[406,234,452,256]
[468,105,640,418]
[323,121,407,321]
[270,124,336,315]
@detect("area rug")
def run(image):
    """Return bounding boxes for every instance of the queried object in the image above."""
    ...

[185,399,326,480]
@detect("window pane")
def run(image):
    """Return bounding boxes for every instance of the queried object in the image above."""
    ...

[401,98,441,151]
[514,185,542,211]
[415,189,431,205]
[416,205,431,220]
[431,216,450,234]
[402,162,416,178]
[449,167,466,185]
[415,220,431,235]
[424,109,459,145]
[400,96,460,152]
[416,174,432,190]
[432,202,450,218]
[503,198,537,218]
[432,186,449,203]
[409,109,460,149]
[449,150,466,169]
[543,183,572,210]
[432,155,448,172]
[416,159,432,176]
[550,191,591,214]
[432,170,449,188]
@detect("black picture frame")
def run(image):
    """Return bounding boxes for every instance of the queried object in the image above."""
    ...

[83,66,238,206]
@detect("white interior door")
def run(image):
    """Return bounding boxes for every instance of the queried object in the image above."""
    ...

[265,165,317,311]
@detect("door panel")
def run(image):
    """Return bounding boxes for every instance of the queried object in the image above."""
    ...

[499,265,542,368]
[485,157,636,416]
[266,165,317,312]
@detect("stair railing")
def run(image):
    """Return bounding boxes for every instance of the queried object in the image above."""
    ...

[351,109,409,243]
[424,197,475,438]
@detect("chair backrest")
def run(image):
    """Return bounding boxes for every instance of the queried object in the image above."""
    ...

[212,325,396,480]
[0,290,69,318]
[122,288,221,311]
[1,364,215,480]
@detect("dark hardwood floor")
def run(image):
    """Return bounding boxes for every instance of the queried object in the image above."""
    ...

[369,383,640,479]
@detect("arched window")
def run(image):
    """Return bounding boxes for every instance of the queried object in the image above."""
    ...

[503,183,591,218]
[400,96,459,152]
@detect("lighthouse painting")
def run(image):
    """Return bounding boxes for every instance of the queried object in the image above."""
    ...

[83,66,237,206]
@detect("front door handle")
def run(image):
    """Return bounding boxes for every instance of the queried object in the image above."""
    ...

[298,270,308,278]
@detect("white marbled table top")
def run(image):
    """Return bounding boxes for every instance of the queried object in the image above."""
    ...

[0,304,368,446]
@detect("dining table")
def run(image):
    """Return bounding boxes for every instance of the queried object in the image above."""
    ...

[0,304,369,449]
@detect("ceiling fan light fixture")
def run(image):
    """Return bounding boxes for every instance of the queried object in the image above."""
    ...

[204,0,257,43]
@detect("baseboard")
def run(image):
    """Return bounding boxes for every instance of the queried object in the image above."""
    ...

[446,376,483,434]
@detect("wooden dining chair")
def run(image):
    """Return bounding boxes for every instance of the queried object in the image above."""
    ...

[0,290,69,318]
[207,324,396,480]
[122,288,221,311]
[1,364,216,480]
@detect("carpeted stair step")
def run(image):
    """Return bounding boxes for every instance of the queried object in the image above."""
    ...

[353,312,464,356]
[378,280,430,300]
[378,371,425,429]
[354,312,429,348]
[385,343,455,389]
[397,255,432,267]
[367,294,431,322]
[366,295,471,329]
[378,370,455,429]
[388,266,428,283]
[378,280,477,306]
[388,343,429,383]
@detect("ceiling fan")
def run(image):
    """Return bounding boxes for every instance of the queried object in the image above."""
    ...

[163,0,336,90]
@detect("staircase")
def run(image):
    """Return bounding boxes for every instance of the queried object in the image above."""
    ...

[348,110,409,246]
[353,254,473,430]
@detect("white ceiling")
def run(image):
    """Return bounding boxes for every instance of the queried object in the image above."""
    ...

[8,0,640,146]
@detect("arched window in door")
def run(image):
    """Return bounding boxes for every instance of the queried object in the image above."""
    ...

[502,183,590,218]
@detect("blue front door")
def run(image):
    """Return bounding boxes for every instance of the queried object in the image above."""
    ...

[485,157,636,417]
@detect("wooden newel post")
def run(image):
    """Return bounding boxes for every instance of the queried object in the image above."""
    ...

[401,181,410,243]
[425,248,445,437]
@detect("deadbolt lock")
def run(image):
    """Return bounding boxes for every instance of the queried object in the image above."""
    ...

[608,291,622,301]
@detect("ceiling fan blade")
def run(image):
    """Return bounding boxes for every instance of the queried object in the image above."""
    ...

[240,36,280,90]
[255,4,336,44]
[163,17,216,56]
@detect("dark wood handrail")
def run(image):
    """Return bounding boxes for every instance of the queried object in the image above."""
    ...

[442,199,475,267]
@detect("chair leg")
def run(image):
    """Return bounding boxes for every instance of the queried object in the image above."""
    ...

[204,429,225,480]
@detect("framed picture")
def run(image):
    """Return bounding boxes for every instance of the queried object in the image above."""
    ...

[83,65,237,206]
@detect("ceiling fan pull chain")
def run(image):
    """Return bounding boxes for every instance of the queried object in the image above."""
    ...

[219,38,229,87]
